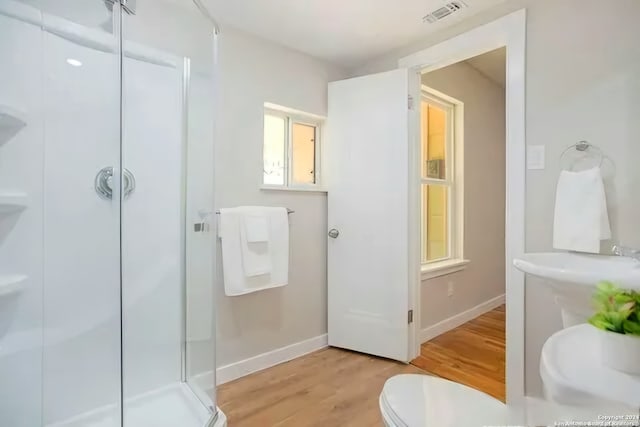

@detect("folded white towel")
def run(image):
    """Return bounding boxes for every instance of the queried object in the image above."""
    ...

[219,207,289,296]
[553,167,611,253]
[240,211,271,277]
[244,215,269,243]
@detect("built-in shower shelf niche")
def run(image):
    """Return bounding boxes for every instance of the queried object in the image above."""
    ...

[0,193,29,214]
[0,105,27,146]
[0,275,26,341]
[0,275,27,298]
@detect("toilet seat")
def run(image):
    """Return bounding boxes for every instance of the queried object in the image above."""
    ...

[379,374,508,427]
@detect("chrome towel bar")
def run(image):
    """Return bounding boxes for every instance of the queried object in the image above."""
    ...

[215,208,294,214]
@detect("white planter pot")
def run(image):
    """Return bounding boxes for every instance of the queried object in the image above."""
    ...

[599,328,640,375]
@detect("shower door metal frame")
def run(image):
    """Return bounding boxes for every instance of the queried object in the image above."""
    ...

[113,3,125,427]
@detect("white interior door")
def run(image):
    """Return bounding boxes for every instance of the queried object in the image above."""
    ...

[327,69,416,362]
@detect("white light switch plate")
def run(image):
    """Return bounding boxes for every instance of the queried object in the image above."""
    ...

[527,145,545,170]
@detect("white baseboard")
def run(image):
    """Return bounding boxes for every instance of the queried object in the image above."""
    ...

[192,334,328,389]
[420,294,505,343]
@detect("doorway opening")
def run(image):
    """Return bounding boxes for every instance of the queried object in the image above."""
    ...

[411,47,507,402]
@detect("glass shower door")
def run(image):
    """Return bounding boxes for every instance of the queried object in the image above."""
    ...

[0,0,123,426]
[120,1,217,426]
[1,0,218,425]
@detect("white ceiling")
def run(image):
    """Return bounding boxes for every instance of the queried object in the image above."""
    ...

[203,0,506,68]
[465,47,506,87]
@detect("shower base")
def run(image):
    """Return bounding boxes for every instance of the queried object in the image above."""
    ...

[48,382,217,427]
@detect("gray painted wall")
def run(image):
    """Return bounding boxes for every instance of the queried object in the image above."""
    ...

[214,27,347,367]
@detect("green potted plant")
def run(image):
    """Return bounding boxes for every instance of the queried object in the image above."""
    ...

[589,281,640,375]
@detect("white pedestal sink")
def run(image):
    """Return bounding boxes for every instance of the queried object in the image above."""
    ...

[513,252,640,327]
[516,253,640,410]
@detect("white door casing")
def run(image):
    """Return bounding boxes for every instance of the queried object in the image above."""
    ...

[399,9,527,405]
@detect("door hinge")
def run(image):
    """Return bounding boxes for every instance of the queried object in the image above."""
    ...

[408,309,414,324]
[105,0,136,14]
[408,95,414,110]
[121,0,136,15]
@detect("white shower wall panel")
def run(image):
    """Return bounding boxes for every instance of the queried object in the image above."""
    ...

[121,55,183,399]
[40,34,184,423]
[0,11,45,427]
[42,31,122,424]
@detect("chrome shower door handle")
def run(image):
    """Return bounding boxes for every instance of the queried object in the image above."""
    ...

[95,167,136,200]
[328,229,340,239]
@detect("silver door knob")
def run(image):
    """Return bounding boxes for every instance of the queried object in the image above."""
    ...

[328,229,340,239]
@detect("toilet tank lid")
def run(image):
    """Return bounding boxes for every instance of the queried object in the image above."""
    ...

[540,324,640,409]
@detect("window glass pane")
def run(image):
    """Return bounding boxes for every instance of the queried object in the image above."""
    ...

[422,184,449,262]
[421,102,447,180]
[263,114,286,185]
[291,122,316,185]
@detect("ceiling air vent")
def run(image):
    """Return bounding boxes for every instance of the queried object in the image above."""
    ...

[423,1,468,23]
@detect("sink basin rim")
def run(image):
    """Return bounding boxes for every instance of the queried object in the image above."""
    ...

[514,252,640,290]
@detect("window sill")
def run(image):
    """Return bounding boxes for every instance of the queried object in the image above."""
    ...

[260,185,327,194]
[421,259,470,280]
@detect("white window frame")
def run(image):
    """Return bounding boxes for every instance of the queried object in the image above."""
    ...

[420,86,466,278]
[262,103,325,192]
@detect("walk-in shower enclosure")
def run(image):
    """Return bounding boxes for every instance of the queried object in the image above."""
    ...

[0,0,219,425]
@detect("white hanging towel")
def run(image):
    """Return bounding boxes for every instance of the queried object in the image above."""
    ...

[553,167,611,254]
[219,206,289,296]
[239,210,272,277]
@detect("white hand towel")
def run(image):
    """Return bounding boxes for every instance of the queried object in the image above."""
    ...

[240,211,271,277]
[553,167,611,253]
[244,215,269,243]
[219,207,289,296]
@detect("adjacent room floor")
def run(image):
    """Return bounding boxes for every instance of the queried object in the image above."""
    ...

[411,305,506,401]
[217,347,425,427]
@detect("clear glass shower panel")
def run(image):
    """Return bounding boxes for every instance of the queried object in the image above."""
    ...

[1,0,216,425]
[121,1,217,425]
[0,0,123,426]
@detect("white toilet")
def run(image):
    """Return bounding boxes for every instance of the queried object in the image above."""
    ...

[380,336,640,427]
[379,374,509,427]
[379,374,636,427]
[540,324,639,410]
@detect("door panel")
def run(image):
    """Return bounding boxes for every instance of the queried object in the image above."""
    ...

[327,69,412,362]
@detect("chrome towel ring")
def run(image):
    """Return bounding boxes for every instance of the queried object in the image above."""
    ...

[559,140,603,170]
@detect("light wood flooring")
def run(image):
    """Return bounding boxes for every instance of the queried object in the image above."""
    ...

[411,304,506,401]
[217,347,424,427]
[218,305,506,426]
